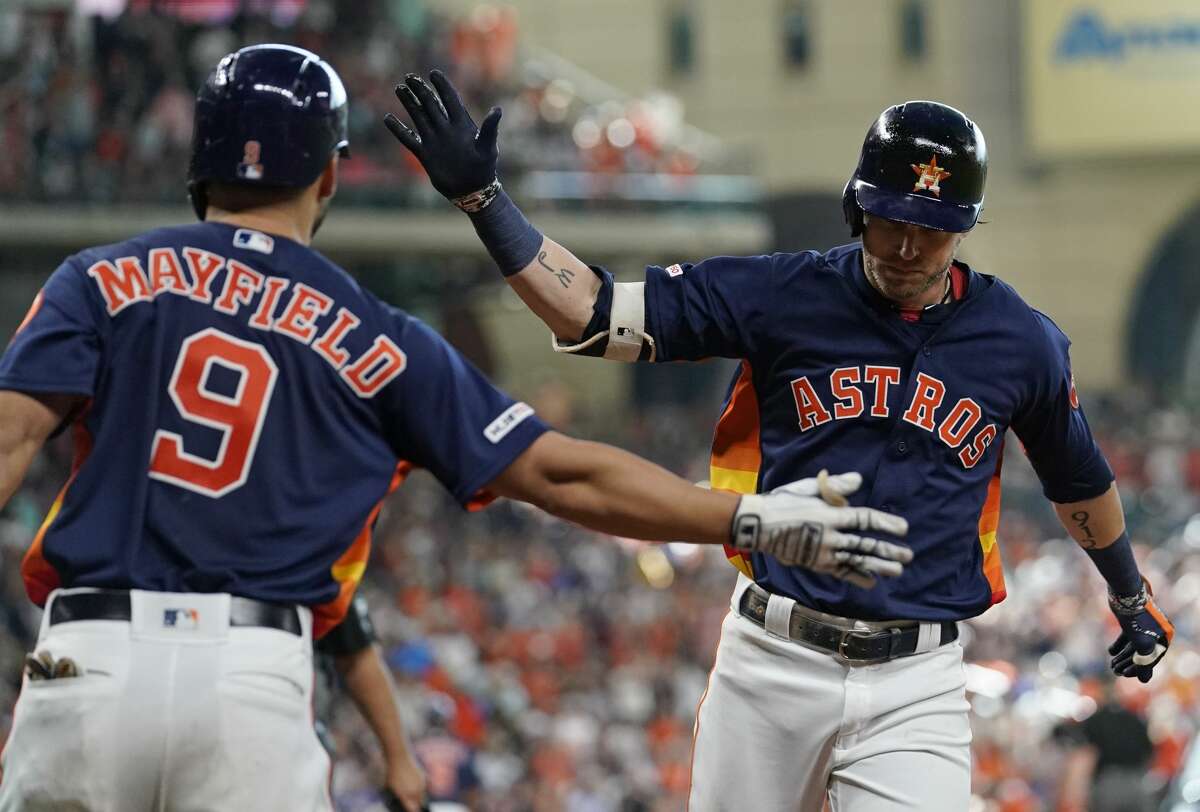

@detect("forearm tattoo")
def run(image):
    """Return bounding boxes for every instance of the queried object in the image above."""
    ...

[1071,510,1097,549]
[537,250,576,289]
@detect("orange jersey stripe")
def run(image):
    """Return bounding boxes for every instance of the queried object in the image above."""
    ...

[711,361,762,477]
[710,362,760,579]
[22,416,94,606]
[978,447,1006,604]
[312,460,411,638]
[11,289,44,343]
[685,609,731,811]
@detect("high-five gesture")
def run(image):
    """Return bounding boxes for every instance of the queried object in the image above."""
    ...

[733,472,912,590]
[385,71,501,206]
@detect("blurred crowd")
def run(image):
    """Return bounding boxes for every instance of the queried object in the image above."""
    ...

[0,1,728,209]
[1,381,1199,812]
[1,4,1198,811]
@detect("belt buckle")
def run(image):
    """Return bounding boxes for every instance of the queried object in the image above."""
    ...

[837,629,887,663]
[837,629,858,661]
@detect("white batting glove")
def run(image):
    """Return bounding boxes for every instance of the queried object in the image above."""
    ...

[730,472,912,589]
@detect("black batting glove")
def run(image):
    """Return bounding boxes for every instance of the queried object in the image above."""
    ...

[379,786,430,812]
[1108,577,1174,683]
[384,70,502,200]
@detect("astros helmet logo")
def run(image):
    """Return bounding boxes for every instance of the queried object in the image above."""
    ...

[911,154,951,197]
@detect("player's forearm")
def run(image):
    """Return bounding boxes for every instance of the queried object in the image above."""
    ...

[336,645,415,765]
[493,433,738,545]
[1053,482,1143,596]
[460,190,599,340]
[506,237,600,341]
[1052,482,1125,550]
[0,391,75,509]
[538,444,738,544]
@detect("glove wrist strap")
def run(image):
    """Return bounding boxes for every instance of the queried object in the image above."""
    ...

[463,186,545,276]
[1108,581,1149,616]
[452,178,502,213]
[730,495,763,550]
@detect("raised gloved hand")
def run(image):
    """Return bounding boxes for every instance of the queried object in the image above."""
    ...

[384,71,501,203]
[731,471,912,589]
[1108,577,1173,683]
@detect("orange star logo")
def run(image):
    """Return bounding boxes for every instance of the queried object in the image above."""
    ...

[911,154,951,197]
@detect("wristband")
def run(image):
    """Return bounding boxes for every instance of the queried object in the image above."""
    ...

[1108,580,1150,615]
[464,185,544,276]
[452,179,502,213]
[1084,531,1142,597]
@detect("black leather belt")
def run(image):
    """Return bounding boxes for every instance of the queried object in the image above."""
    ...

[739,584,957,663]
[49,589,302,636]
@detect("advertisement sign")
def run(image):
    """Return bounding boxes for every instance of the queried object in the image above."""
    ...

[1025,0,1200,156]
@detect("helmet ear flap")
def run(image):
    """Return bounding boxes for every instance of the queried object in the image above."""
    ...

[842,181,864,237]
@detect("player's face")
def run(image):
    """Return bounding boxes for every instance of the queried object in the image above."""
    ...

[861,215,965,307]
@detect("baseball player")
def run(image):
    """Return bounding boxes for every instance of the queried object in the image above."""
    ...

[315,594,427,812]
[386,72,1177,811]
[0,45,911,811]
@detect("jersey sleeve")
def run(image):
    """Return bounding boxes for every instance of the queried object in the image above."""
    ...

[379,311,549,507]
[1010,312,1114,503]
[0,258,104,396]
[642,254,775,362]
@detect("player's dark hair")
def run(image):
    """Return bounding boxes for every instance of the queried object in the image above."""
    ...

[204,182,306,214]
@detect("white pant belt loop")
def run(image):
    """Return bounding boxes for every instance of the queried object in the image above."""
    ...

[915,622,941,653]
[764,592,797,639]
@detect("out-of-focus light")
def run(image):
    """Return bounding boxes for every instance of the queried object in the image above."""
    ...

[1040,686,1088,719]
[610,535,642,553]
[606,118,636,149]
[970,694,1004,719]
[1181,513,1200,549]
[573,119,601,150]
[1175,649,1200,680]
[964,663,1012,698]
[1173,572,1200,608]
[1071,695,1097,721]
[539,79,575,124]
[76,0,127,19]
[537,79,573,125]
[1182,778,1200,803]
[1038,651,1068,680]
[637,546,675,589]
[666,542,703,564]
[471,3,501,31]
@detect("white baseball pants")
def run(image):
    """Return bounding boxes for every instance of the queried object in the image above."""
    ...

[688,575,971,811]
[0,588,333,812]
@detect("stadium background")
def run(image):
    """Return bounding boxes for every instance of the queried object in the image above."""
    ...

[3,1,1200,809]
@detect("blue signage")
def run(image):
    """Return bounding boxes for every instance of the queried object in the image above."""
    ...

[1055,10,1200,62]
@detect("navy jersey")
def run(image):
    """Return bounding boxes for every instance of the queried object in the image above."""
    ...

[0,222,547,636]
[643,244,1112,622]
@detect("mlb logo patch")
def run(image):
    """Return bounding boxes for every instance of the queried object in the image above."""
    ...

[233,229,275,255]
[666,264,684,278]
[163,608,200,630]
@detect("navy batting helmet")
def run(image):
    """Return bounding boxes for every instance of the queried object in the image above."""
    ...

[188,44,350,220]
[842,100,986,237]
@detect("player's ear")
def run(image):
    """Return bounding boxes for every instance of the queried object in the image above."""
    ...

[317,156,339,202]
